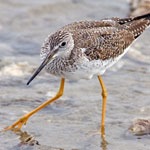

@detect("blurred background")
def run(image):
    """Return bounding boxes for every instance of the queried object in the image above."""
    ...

[0,0,150,150]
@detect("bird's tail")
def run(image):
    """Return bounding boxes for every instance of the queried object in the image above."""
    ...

[117,13,150,25]
[132,13,150,21]
[121,13,150,39]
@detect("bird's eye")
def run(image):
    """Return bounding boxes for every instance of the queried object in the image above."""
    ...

[60,42,66,47]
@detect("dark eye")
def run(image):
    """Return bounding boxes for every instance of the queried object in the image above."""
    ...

[61,42,66,47]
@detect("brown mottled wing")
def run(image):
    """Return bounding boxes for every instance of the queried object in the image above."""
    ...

[72,17,149,61]
[72,27,134,61]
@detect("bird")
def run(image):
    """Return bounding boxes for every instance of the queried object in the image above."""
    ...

[5,13,150,136]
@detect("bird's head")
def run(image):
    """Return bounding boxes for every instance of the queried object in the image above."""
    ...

[41,30,74,61]
[27,30,74,85]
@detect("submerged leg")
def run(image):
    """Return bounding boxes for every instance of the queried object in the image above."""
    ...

[4,78,65,131]
[98,75,107,136]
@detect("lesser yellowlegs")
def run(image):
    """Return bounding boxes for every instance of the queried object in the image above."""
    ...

[5,13,150,136]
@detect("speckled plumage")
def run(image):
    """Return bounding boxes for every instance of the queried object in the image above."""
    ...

[40,13,150,80]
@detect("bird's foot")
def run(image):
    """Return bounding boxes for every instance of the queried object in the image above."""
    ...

[86,129,102,137]
[86,126,105,137]
[4,114,29,131]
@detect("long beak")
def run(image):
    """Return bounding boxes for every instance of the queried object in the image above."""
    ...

[27,50,57,85]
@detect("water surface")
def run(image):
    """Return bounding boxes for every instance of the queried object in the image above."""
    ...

[0,0,150,150]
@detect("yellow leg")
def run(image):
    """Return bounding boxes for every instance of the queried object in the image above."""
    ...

[4,78,65,131]
[98,75,107,136]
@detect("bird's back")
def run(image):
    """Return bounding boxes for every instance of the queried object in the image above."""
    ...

[62,14,150,61]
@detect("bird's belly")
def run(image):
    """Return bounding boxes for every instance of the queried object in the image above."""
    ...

[45,59,115,80]
[45,65,93,80]
[46,61,106,80]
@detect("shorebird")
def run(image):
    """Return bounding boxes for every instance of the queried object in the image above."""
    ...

[5,13,150,135]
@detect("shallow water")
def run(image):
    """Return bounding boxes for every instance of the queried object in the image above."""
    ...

[0,0,150,150]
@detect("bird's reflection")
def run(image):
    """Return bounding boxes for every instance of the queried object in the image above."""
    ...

[100,126,108,150]
[11,129,40,146]
[10,127,108,149]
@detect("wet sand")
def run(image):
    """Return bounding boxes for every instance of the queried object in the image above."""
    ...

[0,0,150,150]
